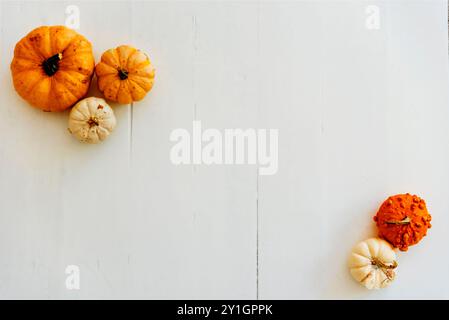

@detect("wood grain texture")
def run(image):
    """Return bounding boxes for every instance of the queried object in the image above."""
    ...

[257,0,449,299]
[0,0,448,299]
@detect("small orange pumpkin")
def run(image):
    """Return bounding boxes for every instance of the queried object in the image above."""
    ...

[10,26,95,112]
[374,193,432,251]
[95,45,155,104]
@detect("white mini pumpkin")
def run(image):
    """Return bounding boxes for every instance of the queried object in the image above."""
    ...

[348,238,398,290]
[68,97,117,144]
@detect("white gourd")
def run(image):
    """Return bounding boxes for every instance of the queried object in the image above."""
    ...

[348,238,398,290]
[68,97,116,144]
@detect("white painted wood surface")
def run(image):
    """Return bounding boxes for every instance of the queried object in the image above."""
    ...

[0,0,448,299]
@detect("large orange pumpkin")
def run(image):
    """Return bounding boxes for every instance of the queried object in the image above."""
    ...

[11,26,95,112]
[95,45,155,104]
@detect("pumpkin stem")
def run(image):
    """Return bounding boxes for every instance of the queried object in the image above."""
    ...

[372,259,397,270]
[87,117,99,128]
[42,53,62,76]
[372,259,397,281]
[118,69,129,80]
[386,216,411,225]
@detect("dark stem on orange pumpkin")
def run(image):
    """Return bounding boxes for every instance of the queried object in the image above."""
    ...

[42,53,62,76]
[118,68,129,80]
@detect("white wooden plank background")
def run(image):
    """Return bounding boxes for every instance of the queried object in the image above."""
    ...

[0,0,448,299]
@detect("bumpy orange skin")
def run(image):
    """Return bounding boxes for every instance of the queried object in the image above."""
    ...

[374,194,432,251]
[95,45,155,104]
[10,26,95,112]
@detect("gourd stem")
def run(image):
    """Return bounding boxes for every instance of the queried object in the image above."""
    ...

[372,259,397,281]
[87,117,99,128]
[118,69,129,80]
[386,216,411,225]
[42,53,62,76]
[372,259,397,270]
